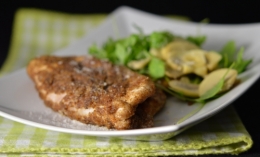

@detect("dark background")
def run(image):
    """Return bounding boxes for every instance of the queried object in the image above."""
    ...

[0,1,260,156]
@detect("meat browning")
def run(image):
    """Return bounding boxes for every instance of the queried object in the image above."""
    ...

[27,55,166,130]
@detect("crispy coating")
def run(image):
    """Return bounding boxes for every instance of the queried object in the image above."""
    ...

[27,55,165,130]
[132,88,166,128]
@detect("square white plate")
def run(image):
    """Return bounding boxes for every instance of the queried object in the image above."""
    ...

[1,6,260,141]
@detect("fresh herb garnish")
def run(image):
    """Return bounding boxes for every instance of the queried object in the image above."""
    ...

[149,31,175,49]
[219,41,252,73]
[186,36,206,47]
[148,57,165,79]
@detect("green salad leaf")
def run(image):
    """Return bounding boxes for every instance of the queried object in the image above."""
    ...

[115,43,128,64]
[148,57,165,79]
[232,47,252,73]
[88,44,107,59]
[149,31,175,49]
[219,41,252,73]
[186,35,206,47]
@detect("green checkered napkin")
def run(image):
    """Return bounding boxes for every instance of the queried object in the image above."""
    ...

[0,8,253,156]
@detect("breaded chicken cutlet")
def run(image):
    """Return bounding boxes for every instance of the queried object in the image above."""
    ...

[27,55,166,130]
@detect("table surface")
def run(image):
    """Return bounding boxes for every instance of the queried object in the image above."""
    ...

[1,1,260,157]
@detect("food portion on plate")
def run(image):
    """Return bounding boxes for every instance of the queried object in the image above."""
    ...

[27,55,166,130]
[89,30,252,103]
[26,29,252,130]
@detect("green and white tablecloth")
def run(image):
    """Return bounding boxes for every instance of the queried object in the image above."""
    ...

[0,8,253,156]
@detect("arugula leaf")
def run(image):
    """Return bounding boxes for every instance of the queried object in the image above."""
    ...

[219,41,236,68]
[149,31,174,49]
[148,58,165,79]
[90,38,118,63]
[186,35,206,47]
[115,43,128,65]
[232,47,252,73]
[219,41,252,73]
[89,44,107,59]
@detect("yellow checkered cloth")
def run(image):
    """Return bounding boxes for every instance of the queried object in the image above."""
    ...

[0,8,253,156]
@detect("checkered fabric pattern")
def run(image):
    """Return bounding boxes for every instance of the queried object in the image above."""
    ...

[0,8,253,156]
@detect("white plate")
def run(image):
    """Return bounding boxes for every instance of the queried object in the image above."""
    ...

[1,6,260,141]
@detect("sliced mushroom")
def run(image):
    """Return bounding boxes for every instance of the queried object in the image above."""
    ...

[198,68,238,96]
[168,80,199,97]
[127,57,151,70]
[180,49,207,76]
[166,57,183,71]
[165,66,183,79]
[193,66,208,77]
[181,49,207,66]
[205,51,222,71]
[166,49,208,77]
[161,40,199,60]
